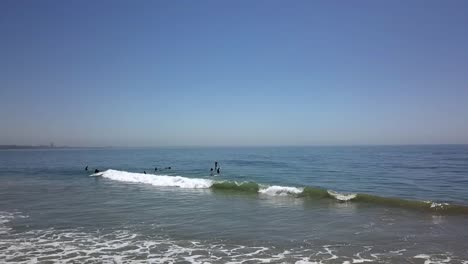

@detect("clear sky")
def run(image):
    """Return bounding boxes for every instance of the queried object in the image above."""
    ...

[1,0,467,147]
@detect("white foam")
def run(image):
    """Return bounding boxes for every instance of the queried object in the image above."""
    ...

[93,170,304,198]
[423,201,451,209]
[0,226,288,264]
[0,211,28,235]
[2,220,465,264]
[0,212,14,235]
[414,254,452,264]
[389,249,407,255]
[259,186,303,196]
[430,202,450,209]
[351,246,375,263]
[93,169,213,189]
[327,190,357,201]
[295,259,320,264]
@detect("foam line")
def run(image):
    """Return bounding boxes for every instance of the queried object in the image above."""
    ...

[90,169,468,214]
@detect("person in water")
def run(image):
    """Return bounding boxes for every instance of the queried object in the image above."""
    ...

[155,167,158,171]
[94,169,100,173]
[217,167,220,174]
[215,161,218,170]
[85,166,88,171]
[144,171,146,174]
[210,168,214,176]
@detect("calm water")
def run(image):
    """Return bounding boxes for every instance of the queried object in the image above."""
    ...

[1,146,468,263]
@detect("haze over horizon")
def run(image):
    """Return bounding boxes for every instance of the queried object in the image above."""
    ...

[1,0,468,147]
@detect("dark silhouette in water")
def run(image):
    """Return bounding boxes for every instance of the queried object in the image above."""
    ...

[155,167,158,171]
[217,167,220,174]
[215,161,218,170]
[165,167,172,170]
[210,168,214,176]
[85,166,88,171]
[144,171,146,174]
[94,169,100,173]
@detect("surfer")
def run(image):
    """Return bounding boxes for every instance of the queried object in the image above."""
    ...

[217,167,220,174]
[85,166,88,171]
[215,161,218,170]
[144,171,146,174]
[210,168,214,176]
[94,169,100,173]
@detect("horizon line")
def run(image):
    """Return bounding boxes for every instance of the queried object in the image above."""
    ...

[1,143,468,149]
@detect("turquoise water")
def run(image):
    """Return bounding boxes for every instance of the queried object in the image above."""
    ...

[1,146,468,263]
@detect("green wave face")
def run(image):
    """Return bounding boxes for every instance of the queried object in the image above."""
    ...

[353,194,468,214]
[209,182,468,214]
[210,181,260,193]
[97,170,468,215]
[297,187,331,199]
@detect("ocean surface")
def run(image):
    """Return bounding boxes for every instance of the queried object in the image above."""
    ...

[1,145,468,263]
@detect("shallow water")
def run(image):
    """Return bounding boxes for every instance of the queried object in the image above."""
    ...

[1,146,468,263]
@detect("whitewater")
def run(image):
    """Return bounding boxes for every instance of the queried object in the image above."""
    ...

[91,169,466,213]
[92,169,353,200]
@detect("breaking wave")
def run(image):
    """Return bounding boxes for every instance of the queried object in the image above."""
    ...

[91,170,468,214]
[92,169,213,188]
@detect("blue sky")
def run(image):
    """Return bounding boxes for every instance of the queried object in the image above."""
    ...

[1,0,467,146]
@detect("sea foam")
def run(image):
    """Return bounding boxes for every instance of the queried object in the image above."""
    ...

[93,169,213,189]
[259,186,303,196]
[327,190,357,201]
[89,170,466,214]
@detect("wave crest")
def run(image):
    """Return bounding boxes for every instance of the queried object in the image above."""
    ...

[95,169,213,189]
[259,186,303,196]
[90,170,468,214]
[327,190,357,201]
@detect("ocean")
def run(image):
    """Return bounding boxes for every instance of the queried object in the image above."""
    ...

[1,145,467,263]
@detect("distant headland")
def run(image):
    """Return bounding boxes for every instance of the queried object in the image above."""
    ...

[0,144,71,150]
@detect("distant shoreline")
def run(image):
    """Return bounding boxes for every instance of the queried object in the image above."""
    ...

[0,145,71,150]
[0,144,467,150]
